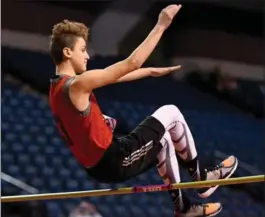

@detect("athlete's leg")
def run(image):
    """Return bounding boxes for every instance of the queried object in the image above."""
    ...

[157,131,186,211]
[152,105,238,198]
[152,105,202,180]
[86,121,222,216]
[157,132,222,216]
[87,105,237,198]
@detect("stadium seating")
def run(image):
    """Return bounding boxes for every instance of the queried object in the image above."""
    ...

[2,74,264,217]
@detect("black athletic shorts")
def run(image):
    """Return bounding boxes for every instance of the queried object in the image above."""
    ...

[86,116,165,183]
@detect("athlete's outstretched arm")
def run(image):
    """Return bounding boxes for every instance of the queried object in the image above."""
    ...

[72,4,182,92]
[116,65,181,83]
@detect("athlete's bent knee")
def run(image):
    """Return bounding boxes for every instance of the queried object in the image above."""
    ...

[151,104,185,128]
[159,105,184,119]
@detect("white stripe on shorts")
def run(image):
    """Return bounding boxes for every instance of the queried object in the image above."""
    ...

[122,140,154,167]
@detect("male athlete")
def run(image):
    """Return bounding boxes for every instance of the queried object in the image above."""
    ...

[49,5,238,217]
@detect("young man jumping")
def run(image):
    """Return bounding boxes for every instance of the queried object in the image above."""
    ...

[49,5,238,217]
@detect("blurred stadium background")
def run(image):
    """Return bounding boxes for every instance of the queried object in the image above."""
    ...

[1,1,265,217]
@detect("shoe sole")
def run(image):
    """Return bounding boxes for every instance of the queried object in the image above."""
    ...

[175,205,223,217]
[207,205,223,217]
[198,157,238,198]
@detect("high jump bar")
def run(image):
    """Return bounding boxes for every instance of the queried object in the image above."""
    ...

[1,175,264,203]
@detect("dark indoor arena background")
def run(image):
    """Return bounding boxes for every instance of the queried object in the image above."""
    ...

[1,1,265,217]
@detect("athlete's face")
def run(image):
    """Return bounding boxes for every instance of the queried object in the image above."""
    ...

[67,37,90,73]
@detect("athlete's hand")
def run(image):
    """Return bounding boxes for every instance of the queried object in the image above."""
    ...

[157,4,182,30]
[150,65,181,77]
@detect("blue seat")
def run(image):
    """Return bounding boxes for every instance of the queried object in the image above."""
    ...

[48,179,62,192]
[1,153,14,165]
